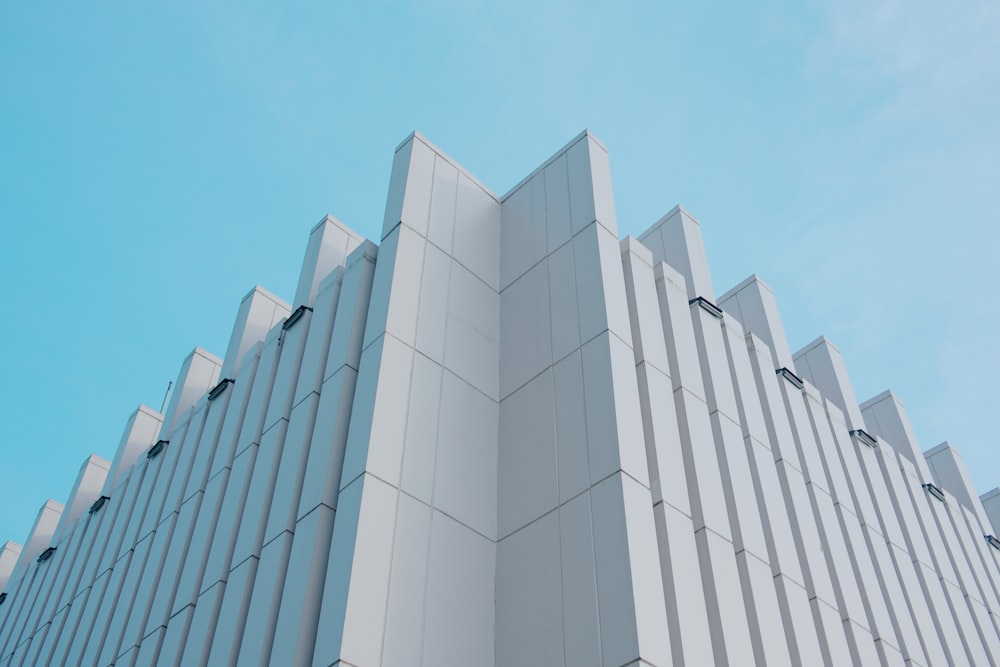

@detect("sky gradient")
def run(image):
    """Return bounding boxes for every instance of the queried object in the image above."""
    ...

[1,1,998,545]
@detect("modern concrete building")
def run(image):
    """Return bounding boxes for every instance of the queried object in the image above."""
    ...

[2,130,1000,666]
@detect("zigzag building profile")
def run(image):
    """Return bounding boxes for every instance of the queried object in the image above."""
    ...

[2,130,1000,666]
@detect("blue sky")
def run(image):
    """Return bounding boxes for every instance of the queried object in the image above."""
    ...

[1,2,997,545]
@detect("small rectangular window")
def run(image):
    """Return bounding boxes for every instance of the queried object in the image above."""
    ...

[776,367,804,390]
[923,483,946,503]
[688,296,724,320]
[89,496,110,515]
[147,439,169,459]
[208,378,234,401]
[850,429,878,449]
[282,305,313,330]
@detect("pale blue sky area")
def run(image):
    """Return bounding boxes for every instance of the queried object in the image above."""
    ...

[1,2,998,545]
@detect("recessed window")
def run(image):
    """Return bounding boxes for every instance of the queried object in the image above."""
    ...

[850,429,878,449]
[0,592,7,605]
[147,439,169,459]
[282,305,313,330]
[89,496,110,515]
[923,483,946,503]
[36,546,56,563]
[688,296,724,320]
[776,367,804,390]
[986,535,1000,551]
[208,378,234,401]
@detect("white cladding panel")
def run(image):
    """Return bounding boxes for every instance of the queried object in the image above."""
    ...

[3,130,998,667]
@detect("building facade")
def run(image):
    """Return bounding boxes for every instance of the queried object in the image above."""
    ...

[2,130,1000,666]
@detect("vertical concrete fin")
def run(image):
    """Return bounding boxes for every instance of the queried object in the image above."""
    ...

[718,274,796,371]
[316,131,501,667]
[293,215,365,309]
[792,336,865,430]
[220,285,291,379]
[495,133,668,667]
[161,347,223,437]
[102,405,163,496]
[53,454,111,544]
[0,542,22,592]
[924,442,991,528]
[858,390,933,479]
[9,499,63,587]
[637,204,715,301]
[980,488,1000,535]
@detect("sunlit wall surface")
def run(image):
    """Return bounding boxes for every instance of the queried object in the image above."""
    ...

[2,131,1000,666]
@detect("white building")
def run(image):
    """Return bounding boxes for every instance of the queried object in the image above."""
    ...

[2,130,1000,666]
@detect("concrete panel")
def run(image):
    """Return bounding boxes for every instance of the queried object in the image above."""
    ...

[777,460,837,606]
[362,224,424,350]
[178,583,226,667]
[654,262,703,394]
[709,412,769,561]
[102,405,163,496]
[382,134,432,239]
[548,238,580,362]
[496,511,563,667]
[499,166,545,290]
[639,205,715,301]
[261,310,312,433]
[983,488,1000,535]
[292,214,363,309]
[580,331,648,488]
[452,171,501,290]
[172,468,228,616]
[398,354,441,507]
[160,347,222,438]
[232,419,288,564]
[694,527,755,666]
[776,576,825,667]
[322,240,377,385]
[745,333,802,471]
[434,371,498,539]
[635,363,689,512]
[313,475,396,667]
[237,530,293,666]
[499,260,551,399]
[219,285,290,380]
[718,274,796,371]
[736,550,793,666]
[8,500,62,588]
[560,492,607,666]
[205,556,257,667]
[553,351,592,504]
[421,512,495,667]
[264,391,321,545]
[207,342,262,479]
[414,241,450,365]
[201,444,257,591]
[444,260,499,399]
[0,544,21,594]
[926,441,992,526]
[339,334,413,492]
[271,504,338,667]
[861,390,933,480]
[652,502,715,665]
[498,369,557,537]
[674,387,730,537]
[291,265,344,406]
[793,336,864,430]
[428,153,458,253]
[298,366,357,518]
